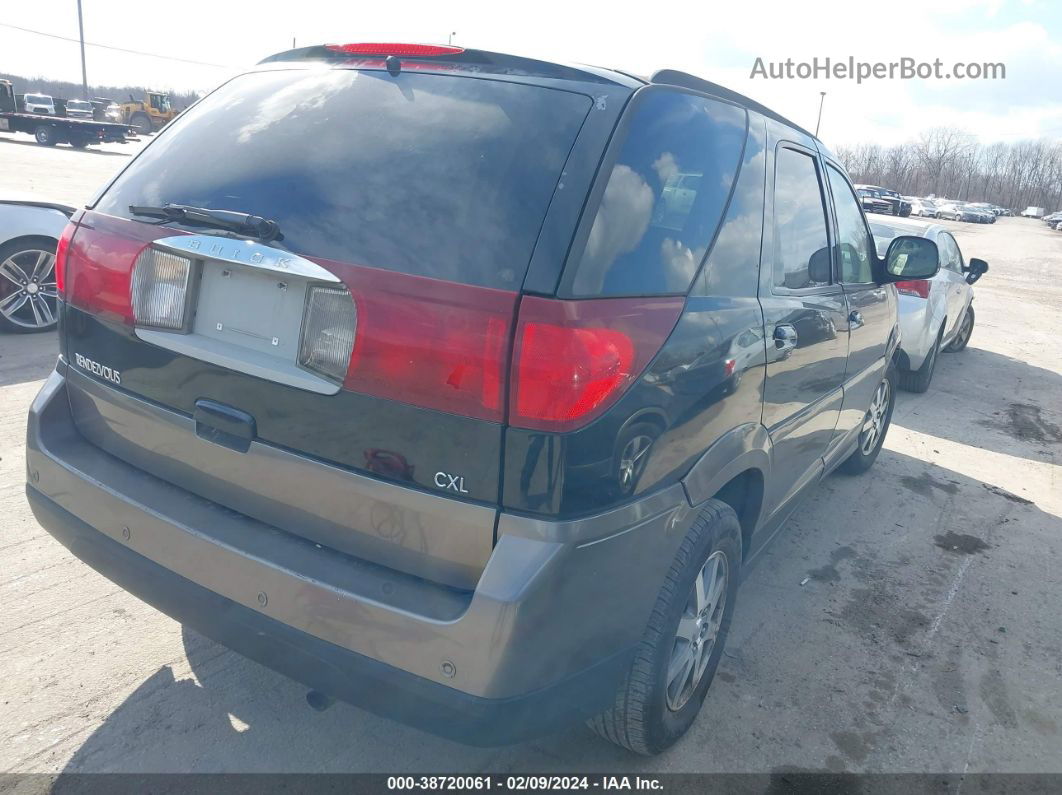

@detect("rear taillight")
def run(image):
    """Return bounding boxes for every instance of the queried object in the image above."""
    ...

[895,280,930,299]
[63,216,158,324]
[130,248,193,330]
[299,284,357,382]
[509,297,684,433]
[54,220,77,297]
[328,263,517,422]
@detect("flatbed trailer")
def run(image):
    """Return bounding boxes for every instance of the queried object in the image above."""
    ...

[1,79,132,148]
[0,111,132,148]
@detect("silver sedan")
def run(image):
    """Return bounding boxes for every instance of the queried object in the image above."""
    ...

[870,218,987,392]
[0,199,73,333]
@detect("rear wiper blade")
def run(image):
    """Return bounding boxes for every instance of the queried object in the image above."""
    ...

[128,204,282,241]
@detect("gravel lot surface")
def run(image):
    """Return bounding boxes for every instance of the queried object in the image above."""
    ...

[1,133,1060,774]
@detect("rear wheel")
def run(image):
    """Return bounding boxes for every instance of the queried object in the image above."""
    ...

[33,125,56,146]
[945,306,974,352]
[839,364,896,475]
[898,326,942,393]
[0,237,59,333]
[588,499,741,755]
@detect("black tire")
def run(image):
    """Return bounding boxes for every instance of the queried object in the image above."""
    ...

[588,499,741,755]
[945,305,974,352]
[898,326,942,393]
[33,125,56,146]
[131,113,152,135]
[70,138,89,149]
[838,363,897,475]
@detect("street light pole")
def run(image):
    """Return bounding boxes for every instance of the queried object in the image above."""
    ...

[76,0,89,99]
[814,91,826,138]
[448,31,456,45]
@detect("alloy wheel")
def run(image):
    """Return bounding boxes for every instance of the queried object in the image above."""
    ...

[859,378,891,455]
[666,550,728,711]
[0,248,58,330]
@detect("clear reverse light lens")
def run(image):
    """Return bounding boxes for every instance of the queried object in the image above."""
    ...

[299,285,357,382]
[131,248,192,330]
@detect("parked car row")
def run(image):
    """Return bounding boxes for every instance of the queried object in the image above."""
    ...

[11,43,985,758]
[1041,210,1062,229]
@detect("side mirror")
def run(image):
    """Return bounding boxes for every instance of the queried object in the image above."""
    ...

[883,235,939,281]
[964,257,988,284]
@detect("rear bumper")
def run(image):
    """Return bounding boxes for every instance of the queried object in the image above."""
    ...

[25,365,688,744]
[26,486,629,745]
[896,294,941,371]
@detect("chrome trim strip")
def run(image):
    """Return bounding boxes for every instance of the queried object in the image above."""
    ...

[152,234,341,283]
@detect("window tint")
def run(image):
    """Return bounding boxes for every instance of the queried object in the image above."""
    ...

[826,165,875,283]
[568,90,747,296]
[96,70,590,289]
[773,148,831,290]
[940,233,963,272]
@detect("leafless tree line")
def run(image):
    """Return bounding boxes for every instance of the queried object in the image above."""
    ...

[835,128,1062,212]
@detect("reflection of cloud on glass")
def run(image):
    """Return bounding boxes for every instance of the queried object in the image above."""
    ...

[573,165,654,294]
[653,152,679,185]
[659,238,702,291]
[237,71,350,143]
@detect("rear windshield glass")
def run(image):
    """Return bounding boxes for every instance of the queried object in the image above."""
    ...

[566,89,747,297]
[26,95,50,104]
[95,69,591,289]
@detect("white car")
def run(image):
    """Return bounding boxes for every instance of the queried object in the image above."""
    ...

[870,217,987,392]
[0,199,73,333]
[23,93,55,115]
[908,198,940,218]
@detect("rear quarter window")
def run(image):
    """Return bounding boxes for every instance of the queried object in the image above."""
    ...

[565,89,747,297]
[95,69,592,290]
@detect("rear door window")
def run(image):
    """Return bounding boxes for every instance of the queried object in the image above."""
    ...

[95,69,591,290]
[566,89,747,296]
[773,148,831,290]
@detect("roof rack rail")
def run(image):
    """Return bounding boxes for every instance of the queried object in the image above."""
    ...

[649,69,817,140]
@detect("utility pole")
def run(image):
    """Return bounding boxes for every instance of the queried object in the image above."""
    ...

[76,0,89,99]
[814,91,826,138]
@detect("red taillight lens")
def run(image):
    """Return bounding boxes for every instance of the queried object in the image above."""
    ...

[54,220,78,297]
[895,280,931,299]
[64,212,177,324]
[510,297,684,432]
[321,262,516,422]
[325,43,465,57]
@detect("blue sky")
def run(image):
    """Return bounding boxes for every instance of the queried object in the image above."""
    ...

[3,0,1060,147]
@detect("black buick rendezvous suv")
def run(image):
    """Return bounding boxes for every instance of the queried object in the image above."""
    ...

[26,43,938,754]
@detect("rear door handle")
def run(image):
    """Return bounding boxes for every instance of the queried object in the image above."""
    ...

[849,310,864,329]
[773,324,798,354]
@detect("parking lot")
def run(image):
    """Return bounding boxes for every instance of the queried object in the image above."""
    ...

[1,135,1060,775]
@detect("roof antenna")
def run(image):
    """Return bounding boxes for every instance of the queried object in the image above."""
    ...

[385,55,402,76]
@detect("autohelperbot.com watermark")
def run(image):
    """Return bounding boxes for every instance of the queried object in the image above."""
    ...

[750,56,1005,83]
